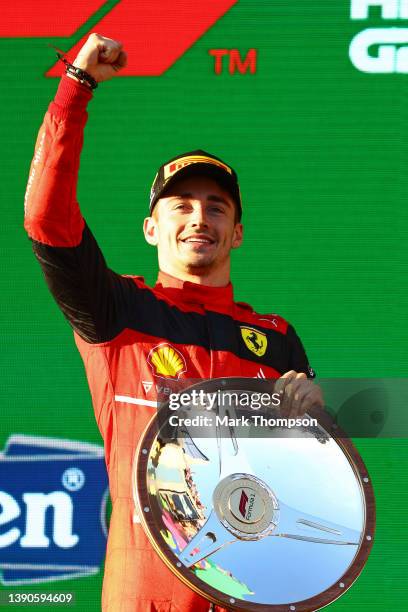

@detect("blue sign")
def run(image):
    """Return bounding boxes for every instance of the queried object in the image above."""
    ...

[0,435,108,585]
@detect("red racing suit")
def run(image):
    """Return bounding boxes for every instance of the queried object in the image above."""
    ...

[24,76,315,612]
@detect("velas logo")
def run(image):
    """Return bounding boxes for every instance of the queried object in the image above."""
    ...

[163,155,233,181]
[147,343,187,379]
[240,326,267,357]
[255,367,266,379]
[142,381,153,394]
[0,435,108,585]
[142,381,172,396]
[1,1,238,77]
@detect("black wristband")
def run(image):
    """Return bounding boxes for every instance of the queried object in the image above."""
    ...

[64,64,98,90]
[52,47,98,90]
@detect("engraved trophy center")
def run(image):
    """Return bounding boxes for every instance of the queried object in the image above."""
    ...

[212,474,279,540]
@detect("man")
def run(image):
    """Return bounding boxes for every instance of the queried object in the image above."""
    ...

[24,34,323,612]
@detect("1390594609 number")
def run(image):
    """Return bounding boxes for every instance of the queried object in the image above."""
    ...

[0,592,75,605]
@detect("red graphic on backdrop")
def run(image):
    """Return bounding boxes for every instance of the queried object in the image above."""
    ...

[1,1,238,76]
[0,1,105,37]
[210,49,257,74]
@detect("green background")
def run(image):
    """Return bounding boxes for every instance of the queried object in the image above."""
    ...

[1,1,406,609]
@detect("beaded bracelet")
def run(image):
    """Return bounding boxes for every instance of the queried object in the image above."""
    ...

[52,46,98,90]
[64,61,98,90]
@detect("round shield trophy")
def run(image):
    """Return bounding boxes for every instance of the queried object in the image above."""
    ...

[133,378,375,611]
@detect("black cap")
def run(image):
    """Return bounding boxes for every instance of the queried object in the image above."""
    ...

[149,150,242,220]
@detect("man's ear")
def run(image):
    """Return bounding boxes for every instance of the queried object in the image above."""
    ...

[232,223,243,249]
[143,216,159,246]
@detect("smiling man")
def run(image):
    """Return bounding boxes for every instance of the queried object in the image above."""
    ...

[145,162,243,285]
[24,34,323,612]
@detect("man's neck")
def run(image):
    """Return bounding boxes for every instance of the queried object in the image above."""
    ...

[158,263,231,287]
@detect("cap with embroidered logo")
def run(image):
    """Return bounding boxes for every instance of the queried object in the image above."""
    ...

[149,150,242,220]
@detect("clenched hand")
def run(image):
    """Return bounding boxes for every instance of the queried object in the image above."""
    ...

[71,33,127,83]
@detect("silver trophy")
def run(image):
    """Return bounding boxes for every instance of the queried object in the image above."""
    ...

[133,378,375,611]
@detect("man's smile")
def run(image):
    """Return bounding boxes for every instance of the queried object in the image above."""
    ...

[179,233,216,246]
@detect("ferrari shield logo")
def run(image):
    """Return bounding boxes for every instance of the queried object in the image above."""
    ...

[240,327,267,357]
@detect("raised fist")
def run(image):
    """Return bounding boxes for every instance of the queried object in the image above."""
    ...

[72,33,127,83]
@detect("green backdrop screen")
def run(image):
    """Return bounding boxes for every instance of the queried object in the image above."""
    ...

[1,1,407,609]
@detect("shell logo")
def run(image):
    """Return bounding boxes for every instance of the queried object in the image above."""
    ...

[147,344,187,379]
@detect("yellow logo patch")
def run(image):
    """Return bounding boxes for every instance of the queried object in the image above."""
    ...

[163,155,232,181]
[240,327,267,357]
[147,343,187,379]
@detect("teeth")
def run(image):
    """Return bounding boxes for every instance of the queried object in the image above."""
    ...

[184,238,211,243]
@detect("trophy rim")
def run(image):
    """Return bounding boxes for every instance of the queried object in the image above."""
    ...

[133,377,376,612]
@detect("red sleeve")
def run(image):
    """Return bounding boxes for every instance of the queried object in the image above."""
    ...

[23,77,152,344]
[24,75,93,247]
